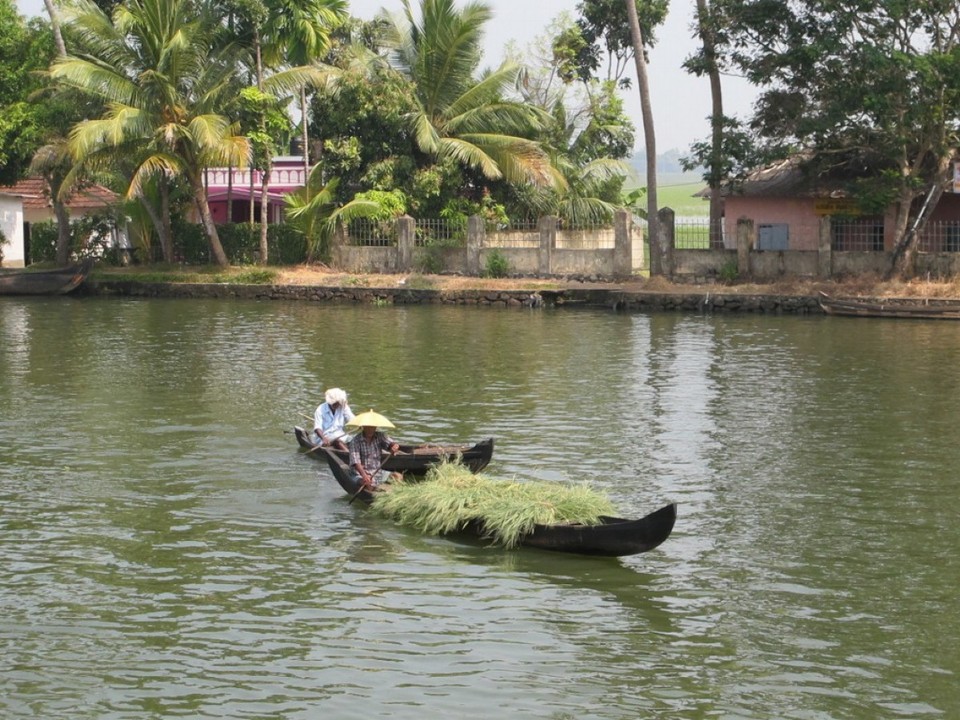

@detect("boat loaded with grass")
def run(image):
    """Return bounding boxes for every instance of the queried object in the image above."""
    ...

[317,448,676,557]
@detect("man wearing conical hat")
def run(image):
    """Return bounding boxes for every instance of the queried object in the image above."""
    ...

[313,387,355,451]
[347,410,400,489]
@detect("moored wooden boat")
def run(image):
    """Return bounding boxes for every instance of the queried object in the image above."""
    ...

[294,426,493,475]
[316,446,676,557]
[0,259,94,296]
[818,291,960,320]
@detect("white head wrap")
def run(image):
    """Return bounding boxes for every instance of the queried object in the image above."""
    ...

[325,387,347,406]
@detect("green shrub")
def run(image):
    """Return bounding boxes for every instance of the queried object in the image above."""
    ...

[718,259,739,285]
[28,221,58,262]
[482,249,509,278]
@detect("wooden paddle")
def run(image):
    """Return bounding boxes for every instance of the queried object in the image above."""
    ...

[348,452,394,504]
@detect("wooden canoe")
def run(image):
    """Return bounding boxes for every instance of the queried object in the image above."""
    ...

[294,426,493,475]
[316,446,676,557]
[818,291,960,320]
[0,259,94,296]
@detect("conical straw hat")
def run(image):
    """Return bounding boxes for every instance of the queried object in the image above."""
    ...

[346,409,395,430]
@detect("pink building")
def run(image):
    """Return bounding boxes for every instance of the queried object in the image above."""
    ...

[720,156,960,252]
[202,155,307,225]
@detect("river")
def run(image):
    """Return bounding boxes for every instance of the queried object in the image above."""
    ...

[1,296,958,718]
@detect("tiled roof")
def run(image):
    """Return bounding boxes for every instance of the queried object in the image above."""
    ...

[0,178,119,210]
[712,152,851,199]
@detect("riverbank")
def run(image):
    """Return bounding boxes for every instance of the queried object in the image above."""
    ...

[86,265,960,311]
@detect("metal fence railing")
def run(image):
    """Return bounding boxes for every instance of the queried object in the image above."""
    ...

[347,219,396,247]
[415,218,466,247]
[674,218,725,249]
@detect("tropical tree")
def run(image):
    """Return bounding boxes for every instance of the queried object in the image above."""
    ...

[51,0,250,266]
[381,0,557,188]
[261,0,348,177]
[624,0,661,274]
[719,0,960,279]
[308,59,419,203]
[28,139,75,264]
[685,0,725,248]
[284,164,381,261]
[0,2,56,186]
[572,0,667,87]
[510,19,635,224]
[41,0,67,57]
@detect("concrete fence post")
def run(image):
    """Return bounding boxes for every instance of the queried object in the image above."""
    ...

[613,209,632,279]
[658,207,676,278]
[818,215,833,279]
[737,217,754,279]
[467,215,483,276]
[539,215,557,275]
[397,215,415,272]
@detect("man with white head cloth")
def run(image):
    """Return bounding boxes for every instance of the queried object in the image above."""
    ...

[313,388,355,451]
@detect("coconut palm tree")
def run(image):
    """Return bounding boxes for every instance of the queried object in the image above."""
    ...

[261,0,348,177]
[229,0,346,264]
[51,0,250,266]
[284,165,381,262]
[382,0,558,188]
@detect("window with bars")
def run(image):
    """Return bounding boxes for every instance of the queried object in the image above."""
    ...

[831,217,884,251]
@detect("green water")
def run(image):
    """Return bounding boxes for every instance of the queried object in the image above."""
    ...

[1,296,958,718]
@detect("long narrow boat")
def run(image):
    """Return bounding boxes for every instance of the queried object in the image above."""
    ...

[818,291,960,320]
[294,426,493,475]
[0,259,94,296]
[316,446,676,557]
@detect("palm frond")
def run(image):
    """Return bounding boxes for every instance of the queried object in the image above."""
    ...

[128,153,182,198]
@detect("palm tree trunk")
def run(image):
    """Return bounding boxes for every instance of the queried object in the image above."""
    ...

[53,199,71,265]
[137,188,175,263]
[625,0,661,275]
[190,173,229,266]
[301,85,310,178]
[255,29,270,265]
[42,0,67,58]
[226,161,234,223]
[695,0,725,249]
[259,161,270,265]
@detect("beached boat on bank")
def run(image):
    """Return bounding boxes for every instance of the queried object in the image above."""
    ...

[818,291,960,320]
[0,260,94,296]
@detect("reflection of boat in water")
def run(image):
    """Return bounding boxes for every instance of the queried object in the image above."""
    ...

[818,291,960,319]
[0,259,94,296]
[317,446,677,558]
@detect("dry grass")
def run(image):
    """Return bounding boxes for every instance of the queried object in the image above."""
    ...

[275,265,960,299]
[102,263,960,299]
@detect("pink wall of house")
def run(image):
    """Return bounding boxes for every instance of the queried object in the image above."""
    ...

[723,197,823,250]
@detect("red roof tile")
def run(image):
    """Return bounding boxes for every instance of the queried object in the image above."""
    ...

[0,177,119,211]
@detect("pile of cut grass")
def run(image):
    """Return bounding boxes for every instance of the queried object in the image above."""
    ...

[370,462,617,548]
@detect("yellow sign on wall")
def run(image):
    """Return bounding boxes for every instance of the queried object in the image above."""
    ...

[813,199,861,216]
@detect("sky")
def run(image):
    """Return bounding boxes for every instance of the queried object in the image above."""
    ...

[15,0,758,153]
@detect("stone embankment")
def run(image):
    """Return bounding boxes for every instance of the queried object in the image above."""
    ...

[89,279,825,314]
